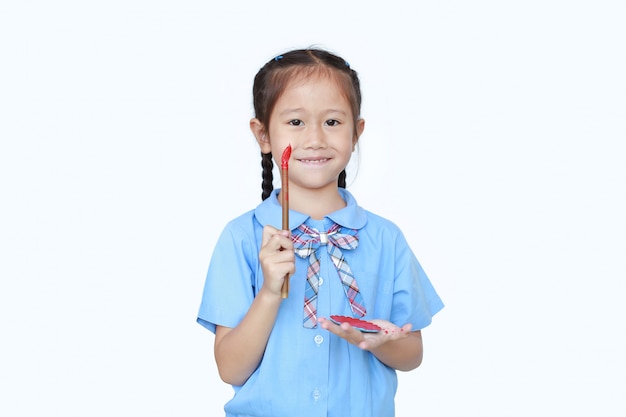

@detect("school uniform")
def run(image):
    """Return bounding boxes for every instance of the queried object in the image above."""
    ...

[198,188,444,417]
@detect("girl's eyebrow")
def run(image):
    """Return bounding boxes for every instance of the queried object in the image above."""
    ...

[325,109,348,115]
[278,108,305,115]
[279,108,347,116]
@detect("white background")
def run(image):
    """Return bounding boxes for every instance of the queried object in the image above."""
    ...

[1,1,625,416]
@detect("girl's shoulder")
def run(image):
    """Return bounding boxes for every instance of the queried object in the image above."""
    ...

[224,208,258,229]
[217,209,263,243]
[213,209,264,260]
[361,209,404,235]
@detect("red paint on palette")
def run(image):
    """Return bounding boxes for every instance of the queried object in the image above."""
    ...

[329,315,382,332]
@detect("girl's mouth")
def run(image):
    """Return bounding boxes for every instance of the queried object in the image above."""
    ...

[298,158,329,164]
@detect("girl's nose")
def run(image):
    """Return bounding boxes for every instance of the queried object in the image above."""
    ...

[303,125,326,149]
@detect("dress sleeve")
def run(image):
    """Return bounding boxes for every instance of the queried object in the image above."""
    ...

[196,222,258,333]
[390,231,444,330]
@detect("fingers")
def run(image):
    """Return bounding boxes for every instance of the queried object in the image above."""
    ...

[261,225,281,247]
[259,225,295,294]
[318,317,413,351]
[261,225,292,251]
[318,318,364,345]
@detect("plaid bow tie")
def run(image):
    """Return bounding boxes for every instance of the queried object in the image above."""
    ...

[291,223,366,328]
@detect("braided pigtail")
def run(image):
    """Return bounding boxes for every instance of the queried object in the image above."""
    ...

[338,169,346,189]
[261,152,274,200]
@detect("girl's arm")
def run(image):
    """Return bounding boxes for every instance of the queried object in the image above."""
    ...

[318,319,424,371]
[213,226,294,386]
[214,288,282,385]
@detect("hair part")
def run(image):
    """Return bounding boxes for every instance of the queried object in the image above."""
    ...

[254,48,362,200]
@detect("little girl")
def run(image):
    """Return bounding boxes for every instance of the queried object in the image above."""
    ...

[197,48,444,417]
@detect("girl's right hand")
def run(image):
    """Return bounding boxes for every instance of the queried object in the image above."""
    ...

[258,225,295,296]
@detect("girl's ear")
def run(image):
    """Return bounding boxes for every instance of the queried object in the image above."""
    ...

[353,118,365,150]
[250,118,271,153]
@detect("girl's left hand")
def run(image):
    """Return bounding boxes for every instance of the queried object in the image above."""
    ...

[318,317,413,351]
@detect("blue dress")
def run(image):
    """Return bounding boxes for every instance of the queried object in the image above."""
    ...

[197,189,444,417]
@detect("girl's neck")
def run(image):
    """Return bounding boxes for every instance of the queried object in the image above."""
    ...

[280,186,346,220]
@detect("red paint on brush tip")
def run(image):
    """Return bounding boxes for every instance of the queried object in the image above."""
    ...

[281,144,291,169]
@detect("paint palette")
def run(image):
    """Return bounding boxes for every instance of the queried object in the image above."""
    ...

[329,315,382,333]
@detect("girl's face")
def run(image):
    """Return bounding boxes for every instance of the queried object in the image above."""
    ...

[254,74,364,198]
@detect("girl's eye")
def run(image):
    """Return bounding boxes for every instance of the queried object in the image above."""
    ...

[325,119,340,127]
[288,119,303,126]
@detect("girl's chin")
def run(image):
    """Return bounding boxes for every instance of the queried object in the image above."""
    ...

[289,180,341,193]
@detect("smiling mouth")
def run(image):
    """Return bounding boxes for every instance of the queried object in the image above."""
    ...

[298,158,330,164]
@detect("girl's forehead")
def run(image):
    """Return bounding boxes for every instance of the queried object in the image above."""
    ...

[266,65,358,122]
[277,79,351,111]
[284,66,345,89]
